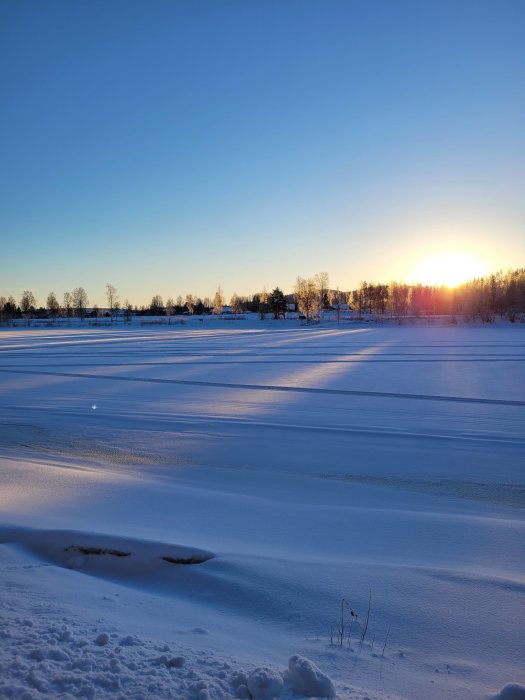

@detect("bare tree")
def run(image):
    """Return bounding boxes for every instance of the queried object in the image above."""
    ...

[20,290,36,314]
[185,294,195,315]
[259,287,269,320]
[388,282,409,318]
[63,291,73,318]
[329,288,344,323]
[213,287,224,315]
[72,287,89,322]
[294,277,317,322]
[46,291,60,320]
[150,295,164,315]
[106,283,119,321]
[20,290,36,324]
[350,286,365,319]
[230,293,243,317]
[315,272,329,320]
[166,297,174,324]
[123,298,133,323]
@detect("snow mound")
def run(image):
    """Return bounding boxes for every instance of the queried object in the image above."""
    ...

[493,685,525,700]
[247,666,284,699]
[286,654,336,698]
[0,602,253,700]
[1,527,215,579]
[0,604,341,700]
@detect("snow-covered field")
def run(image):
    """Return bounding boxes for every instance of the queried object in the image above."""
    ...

[1,319,524,700]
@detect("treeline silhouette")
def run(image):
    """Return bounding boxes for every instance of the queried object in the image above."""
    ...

[1,268,524,324]
[349,269,525,322]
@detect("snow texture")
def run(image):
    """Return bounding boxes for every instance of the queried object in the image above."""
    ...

[287,655,336,698]
[247,667,284,699]
[0,319,524,699]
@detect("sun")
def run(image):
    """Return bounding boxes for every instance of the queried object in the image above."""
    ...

[413,252,487,287]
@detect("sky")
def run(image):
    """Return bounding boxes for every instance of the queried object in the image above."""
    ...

[1,0,524,306]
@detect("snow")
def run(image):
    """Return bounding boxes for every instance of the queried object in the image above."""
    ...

[492,686,525,700]
[0,318,524,699]
[286,655,336,698]
[246,667,284,699]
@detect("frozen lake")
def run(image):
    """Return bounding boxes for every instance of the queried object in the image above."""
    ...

[1,320,524,699]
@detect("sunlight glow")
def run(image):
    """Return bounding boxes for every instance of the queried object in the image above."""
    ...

[413,252,488,287]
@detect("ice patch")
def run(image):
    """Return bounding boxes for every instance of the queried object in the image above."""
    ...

[0,422,171,465]
[323,474,525,508]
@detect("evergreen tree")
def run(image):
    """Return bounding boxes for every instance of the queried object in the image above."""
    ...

[269,287,287,319]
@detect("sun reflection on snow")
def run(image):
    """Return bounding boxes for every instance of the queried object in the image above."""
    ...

[211,337,389,419]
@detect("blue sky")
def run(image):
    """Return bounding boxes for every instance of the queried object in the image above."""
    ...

[1,0,524,305]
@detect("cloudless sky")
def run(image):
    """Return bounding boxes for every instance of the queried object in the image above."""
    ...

[1,0,524,306]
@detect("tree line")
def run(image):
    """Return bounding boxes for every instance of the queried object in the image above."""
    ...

[347,269,525,322]
[1,269,524,324]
